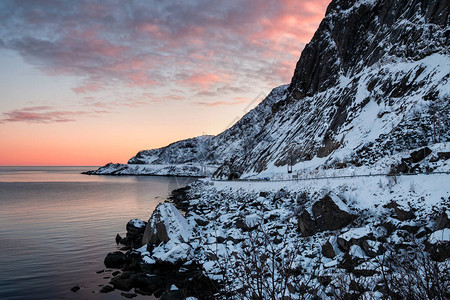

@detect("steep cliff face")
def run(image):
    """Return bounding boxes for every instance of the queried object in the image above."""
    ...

[90,0,449,177]
[289,0,448,98]
[215,0,449,176]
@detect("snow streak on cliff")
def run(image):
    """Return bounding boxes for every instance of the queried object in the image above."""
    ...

[91,0,449,177]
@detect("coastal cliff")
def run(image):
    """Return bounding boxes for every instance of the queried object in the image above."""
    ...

[98,0,449,298]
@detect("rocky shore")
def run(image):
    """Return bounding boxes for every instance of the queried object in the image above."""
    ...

[101,212,219,299]
[100,163,449,299]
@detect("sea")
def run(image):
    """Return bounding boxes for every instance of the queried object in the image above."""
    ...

[0,166,197,300]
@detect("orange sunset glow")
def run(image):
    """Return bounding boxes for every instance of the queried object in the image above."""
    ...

[0,0,331,166]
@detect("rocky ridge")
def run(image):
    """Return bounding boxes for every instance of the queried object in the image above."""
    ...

[87,0,448,179]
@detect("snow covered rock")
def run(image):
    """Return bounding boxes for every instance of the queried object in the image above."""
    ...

[426,228,450,261]
[362,240,384,258]
[152,240,194,265]
[337,226,373,252]
[385,201,415,221]
[125,219,147,244]
[298,194,357,236]
[142,203,192,246]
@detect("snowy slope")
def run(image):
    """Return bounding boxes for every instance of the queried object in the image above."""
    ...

[88,0,449,178]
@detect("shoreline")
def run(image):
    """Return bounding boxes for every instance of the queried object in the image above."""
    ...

[82,171,207,178]
[100,172,449,299]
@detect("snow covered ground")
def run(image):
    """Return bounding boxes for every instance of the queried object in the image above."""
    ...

[85,163,218,177]
[135,154,449,298]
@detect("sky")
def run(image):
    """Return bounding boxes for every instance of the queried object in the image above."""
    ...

[0,0,330,166]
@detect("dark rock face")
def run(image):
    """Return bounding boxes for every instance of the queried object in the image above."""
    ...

[168,186,192,211]
[126,220,146,241]
[385,201,415,221]
[338,252,362,272]
[337,233,373,252]
[289,0,448,98]
[312,195,356,231]
[116,234,122,244]
[437,152,450,159]
[322,240,336,258]
[110,275,134,291]
[298,195,357,236]
[362,240,384,257]
[435,211,449,230]
[117,220,147,249]
[410,147,432,163]
[104,251,126,268]
[142,220,169,246]
[99,285,115,293]
[297,211,317,236]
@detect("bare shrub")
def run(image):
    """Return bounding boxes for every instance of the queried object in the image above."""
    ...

[376,244,449,299]
[211,225,324,299]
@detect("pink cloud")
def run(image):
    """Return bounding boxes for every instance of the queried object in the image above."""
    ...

[181,73,229,90]
[194,97,250,107]
[73,83,104,94]
[2,0,332,102]
[0,106,109,123]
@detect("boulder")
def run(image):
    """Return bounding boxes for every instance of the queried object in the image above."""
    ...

[394,207,415,221]
[298,211,317,236]
[322,236,339,258]
[142,203,192,245]
[312,195,357,231]
[322,241,335,258]
[362,240,384,257]
[337,227,373,252]
[384,201,415,221]
[410,147,432,163]
[274,189,288,200]
[126,219,146,239]
[298,194,357,236]
[116,234,122,244]
[134,274,159,294]
[338,252,362,272]
[104,251,126,268]
[426,228,450,261]
[109,271,140,292]
[194,217,209,227]
[435,211,449,230]
[100,285,115,293]
[153,242,194,265]
[437,152,450,160]
[235,216,260,231]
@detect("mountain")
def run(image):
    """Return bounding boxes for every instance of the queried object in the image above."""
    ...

[88,0,449,178]
[100,1,449,298]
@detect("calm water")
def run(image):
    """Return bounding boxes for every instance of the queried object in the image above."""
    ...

[0,166,197,300]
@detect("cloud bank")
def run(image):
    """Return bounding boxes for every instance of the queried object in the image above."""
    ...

[0,0,329,107]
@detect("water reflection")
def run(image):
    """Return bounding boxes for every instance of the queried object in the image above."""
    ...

[0,167,197,299]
